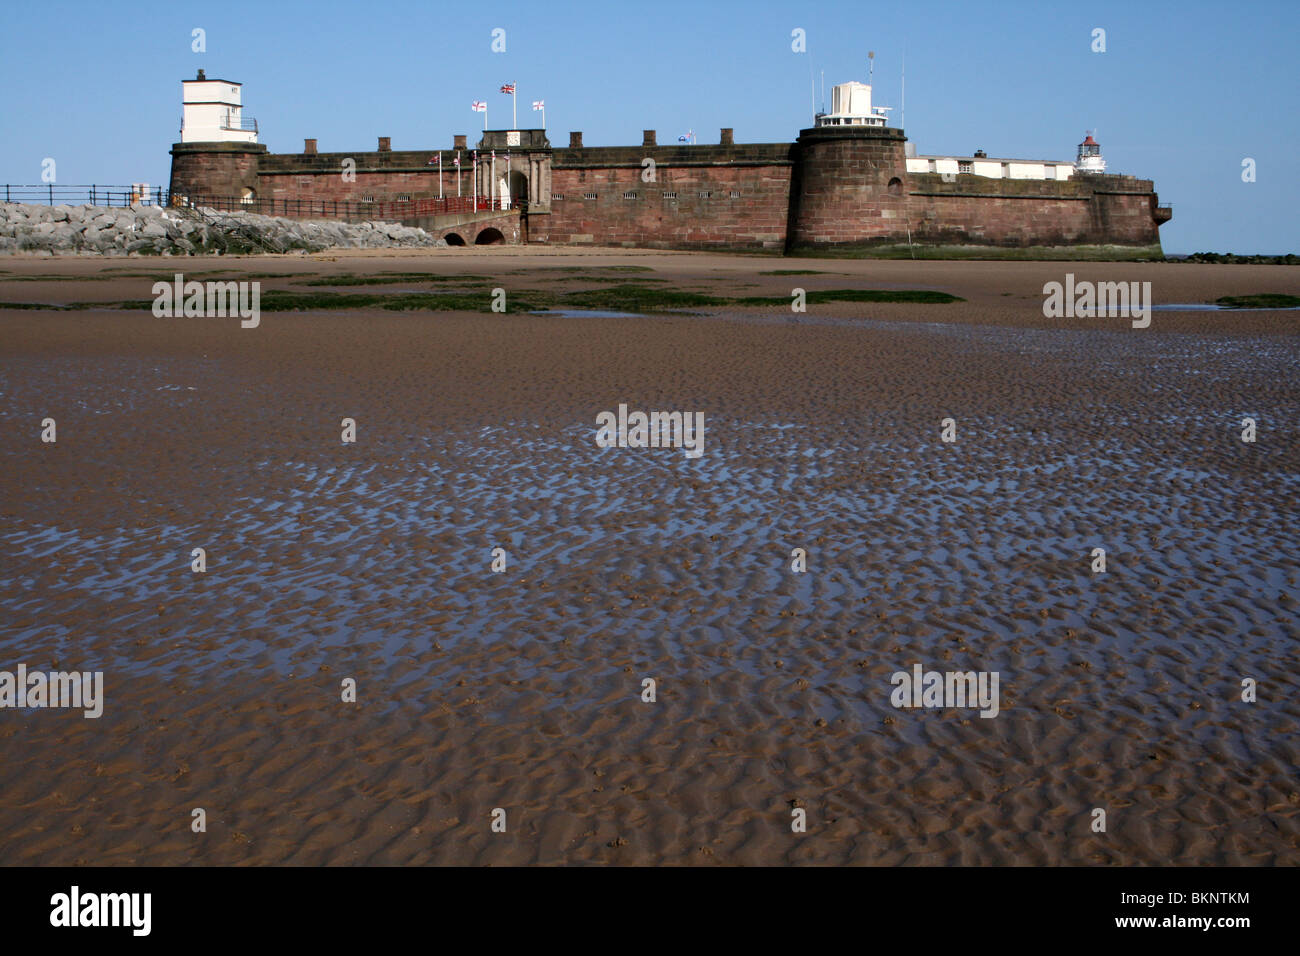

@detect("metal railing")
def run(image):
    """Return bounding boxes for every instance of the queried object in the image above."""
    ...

[220,113,258,133]
[1,183,170,206]
[2,185,516,222]
[171,193,509,222]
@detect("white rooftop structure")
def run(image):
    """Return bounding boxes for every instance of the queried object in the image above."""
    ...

[906,152,1076,181]
[814,81,893,128]
[180,70,257,143]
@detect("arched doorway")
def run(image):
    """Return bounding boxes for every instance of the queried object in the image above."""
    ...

[474,228,505,245]
[444,232,466,246]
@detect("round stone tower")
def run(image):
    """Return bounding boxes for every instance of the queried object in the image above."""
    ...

[787,80,910,253]
[169,141,266,204]
[167,71,266,204]
[788,124,910,253]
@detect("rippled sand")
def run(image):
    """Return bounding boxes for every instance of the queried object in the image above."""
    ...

[1,251,1297,865]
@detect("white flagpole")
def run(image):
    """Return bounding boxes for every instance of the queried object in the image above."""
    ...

[472,151,477,208]
[457,151,461,197]
[512,83,517,128]
[491,151,496,208]
[438,152,443,199]
[484,104,488,131]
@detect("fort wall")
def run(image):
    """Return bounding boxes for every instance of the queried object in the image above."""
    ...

[169,128,1168,256]
[258,150,476,204]
[907,173,1162,248]
[541,144,794,249]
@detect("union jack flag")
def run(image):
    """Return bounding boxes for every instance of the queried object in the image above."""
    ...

[499,83,515,94]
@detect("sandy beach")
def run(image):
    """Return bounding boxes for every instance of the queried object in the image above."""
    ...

[1,249,1297,865]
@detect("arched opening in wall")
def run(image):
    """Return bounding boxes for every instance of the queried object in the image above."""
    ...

[240,186,257,204]
[474,227,505,246]
[508,171,529,207]
[887,177,902,196]
[443,232,466,246]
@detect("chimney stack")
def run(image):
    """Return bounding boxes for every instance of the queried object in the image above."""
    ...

[454,134,467,150]
[304,138,318,155]
[377,136,391,152]
[569,131,583,148]
[643,129,657,147]
[720,128,734,146]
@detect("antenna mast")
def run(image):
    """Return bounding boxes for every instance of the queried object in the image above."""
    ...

[810,60,816,119]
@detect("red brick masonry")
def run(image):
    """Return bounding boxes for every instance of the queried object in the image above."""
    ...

[169,125,1166,253]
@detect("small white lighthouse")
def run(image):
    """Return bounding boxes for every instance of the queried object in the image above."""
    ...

[1074,131,1105,173]
[180,69,258,143]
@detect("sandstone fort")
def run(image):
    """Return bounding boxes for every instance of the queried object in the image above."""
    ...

[169,70,1171,257]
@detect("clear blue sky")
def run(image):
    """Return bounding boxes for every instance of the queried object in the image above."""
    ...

[1,0,1295,253]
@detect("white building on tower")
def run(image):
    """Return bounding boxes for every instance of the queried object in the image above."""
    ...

[814,81,893,128]
[180,69,258,143]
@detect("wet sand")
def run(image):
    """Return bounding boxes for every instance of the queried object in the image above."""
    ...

[1,249,1298,865]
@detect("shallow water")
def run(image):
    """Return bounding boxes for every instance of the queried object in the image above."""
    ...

[529,309,648,318]
[1152,303,1300,312]
[3,319,1295,701]
[1,307,1297,864]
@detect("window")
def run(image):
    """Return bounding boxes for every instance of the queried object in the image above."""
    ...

[361,196,375,203]
[662,191,677,199]
[396,194,410,202]
[729,190,740,198]
[583,192,597,200]
[958,161,973,174]
[623,191,638,200]
[551,194,564,201]
[699,190,711,199]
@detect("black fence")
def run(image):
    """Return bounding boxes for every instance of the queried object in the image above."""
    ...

[1,184,171,206]
[1,185,517,224]
[174,193,508,223]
